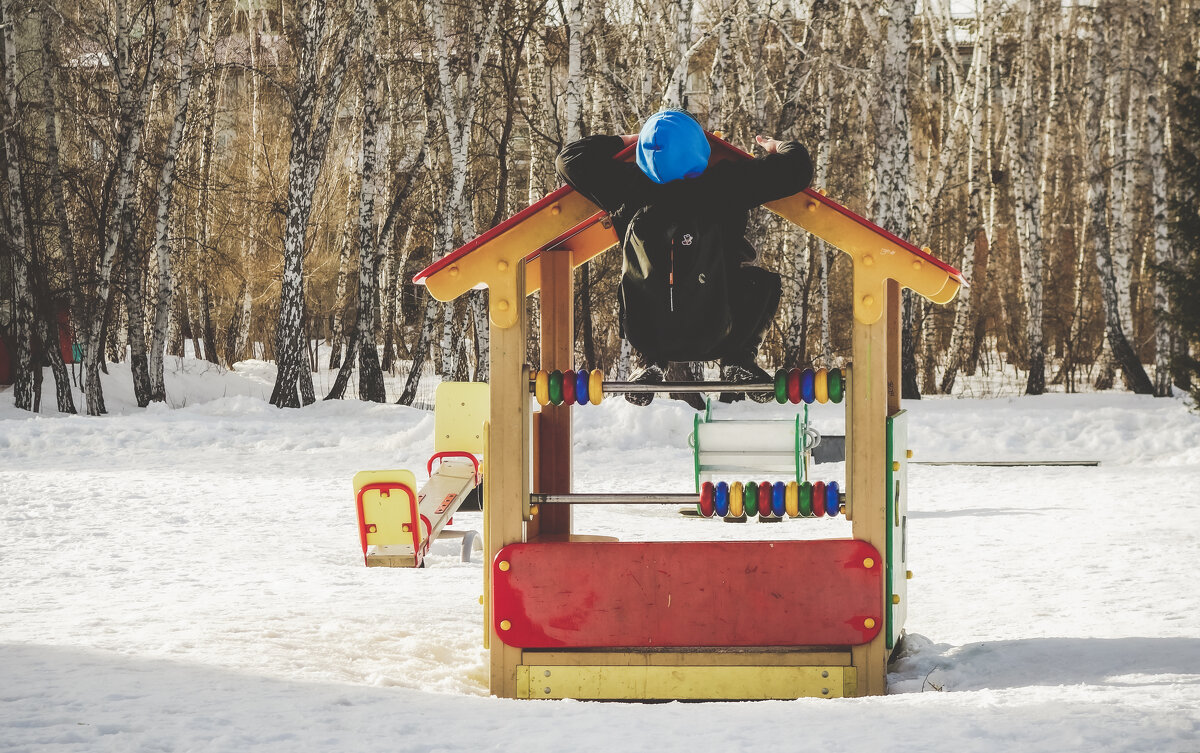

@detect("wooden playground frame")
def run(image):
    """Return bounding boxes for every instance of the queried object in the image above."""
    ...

[413,134,964,700]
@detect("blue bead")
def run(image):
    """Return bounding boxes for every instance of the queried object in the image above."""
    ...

[826,481,839,518]
[772,481,786,517]
[715,481,730,518]
[575,370,589,405]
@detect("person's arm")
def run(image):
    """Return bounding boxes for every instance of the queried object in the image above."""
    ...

[715,137,814,210]
[555,134,650,213]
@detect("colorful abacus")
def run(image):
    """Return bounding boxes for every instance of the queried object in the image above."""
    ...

[773,367,844,405]
[697,480,842,519]
[529,366,847,407]
[532,368,606,406]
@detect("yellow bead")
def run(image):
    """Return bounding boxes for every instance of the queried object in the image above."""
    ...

[499,620,511,631]
[498,560,510,572]
[589,369,604,405]
[863,558,874,569]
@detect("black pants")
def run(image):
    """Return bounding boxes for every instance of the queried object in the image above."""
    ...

[633,265,781,369]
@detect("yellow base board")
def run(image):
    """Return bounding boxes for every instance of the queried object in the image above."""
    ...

[516,664,854,700]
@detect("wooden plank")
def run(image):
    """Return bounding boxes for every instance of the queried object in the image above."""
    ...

[848,279,892,697]
[523,650,852,667]
[486,261,530,699]
[533,247,572,538]
[516,664,851,700]
[491,540,883,649]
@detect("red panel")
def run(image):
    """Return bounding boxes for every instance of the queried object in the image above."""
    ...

[492,540,883,649]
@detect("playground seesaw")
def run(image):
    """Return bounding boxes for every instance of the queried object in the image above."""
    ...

[352,382,486,568]
[356,132,964,700]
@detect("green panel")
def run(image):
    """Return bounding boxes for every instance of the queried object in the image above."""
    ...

[885,411,909,651]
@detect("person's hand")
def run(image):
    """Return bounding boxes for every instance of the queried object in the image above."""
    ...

[620,134,638,146]
[755,135,784,154]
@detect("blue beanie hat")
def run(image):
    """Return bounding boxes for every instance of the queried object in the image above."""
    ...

[635,110,710,184]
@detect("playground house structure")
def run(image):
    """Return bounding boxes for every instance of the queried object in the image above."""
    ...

[372,133,964,700]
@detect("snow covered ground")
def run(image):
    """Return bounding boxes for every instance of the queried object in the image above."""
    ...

[2,357,1199,752]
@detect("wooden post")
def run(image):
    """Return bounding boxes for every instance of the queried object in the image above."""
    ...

[533,247,573,538]
[848,279,892,696]
[486,261,529,698]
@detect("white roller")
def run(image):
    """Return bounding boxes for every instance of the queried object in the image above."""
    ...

[695,420,798,454]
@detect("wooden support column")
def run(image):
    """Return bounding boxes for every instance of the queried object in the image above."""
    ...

[486,261,529,699]
[848,279,892,697]
[532,247,573,538]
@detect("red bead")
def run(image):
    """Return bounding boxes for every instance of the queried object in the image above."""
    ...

[562,370,576,405]
[812,481,827,517]
[787,368,802,404]
[698,482,715,518]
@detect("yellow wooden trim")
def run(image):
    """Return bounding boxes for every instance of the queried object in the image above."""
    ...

[523,650,851,667]
[847,284,893,697]
[424,192,601,327]
[423,183,959,330]
[765,192,962,324]
[486,260,530,697]
[434,382,490,454]
[516,665,851,700]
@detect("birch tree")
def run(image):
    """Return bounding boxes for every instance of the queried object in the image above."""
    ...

[1083,1,1154,395]
[148,0,210,403]
[270,0,367,408]
[1143,3,1174,397]
[77,0,179,414]
[2,0,35,410]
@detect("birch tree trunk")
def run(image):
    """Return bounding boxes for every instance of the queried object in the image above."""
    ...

[870,0,918,397]
[1003,0,1047,395]
[80,0,180,415]
[271,0,367,408]
[149,0,209,402]
[1143,4,1174,397]
[354,0,385,402]
[940,16,989,394]
[1083,3,1154,395]
[2,0,35,410]
[328,170,358,369]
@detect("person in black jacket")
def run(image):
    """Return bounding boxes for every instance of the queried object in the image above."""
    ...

[555,109,813,407]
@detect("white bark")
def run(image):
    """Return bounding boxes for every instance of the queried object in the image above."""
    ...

[2,0,35,410]
[1142,4,1172,396]
[81,0,181,414]
[271,0,368,407]
[149,0,209,403]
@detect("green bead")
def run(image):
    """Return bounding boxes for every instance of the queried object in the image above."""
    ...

[774,369,788,404]
[548,370,563,406]
[799,482,813,517]
[828,368,844,404]
[744,481,759,516]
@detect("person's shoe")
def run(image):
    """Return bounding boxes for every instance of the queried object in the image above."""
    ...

[624,364,664,406]
[720,363,775,404]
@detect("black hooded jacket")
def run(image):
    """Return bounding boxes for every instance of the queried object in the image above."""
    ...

[555,134,814,265]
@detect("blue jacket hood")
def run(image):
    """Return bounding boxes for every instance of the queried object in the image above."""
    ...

[635,110,711,184]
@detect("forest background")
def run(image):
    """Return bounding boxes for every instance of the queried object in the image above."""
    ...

[1,0,1198,415]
